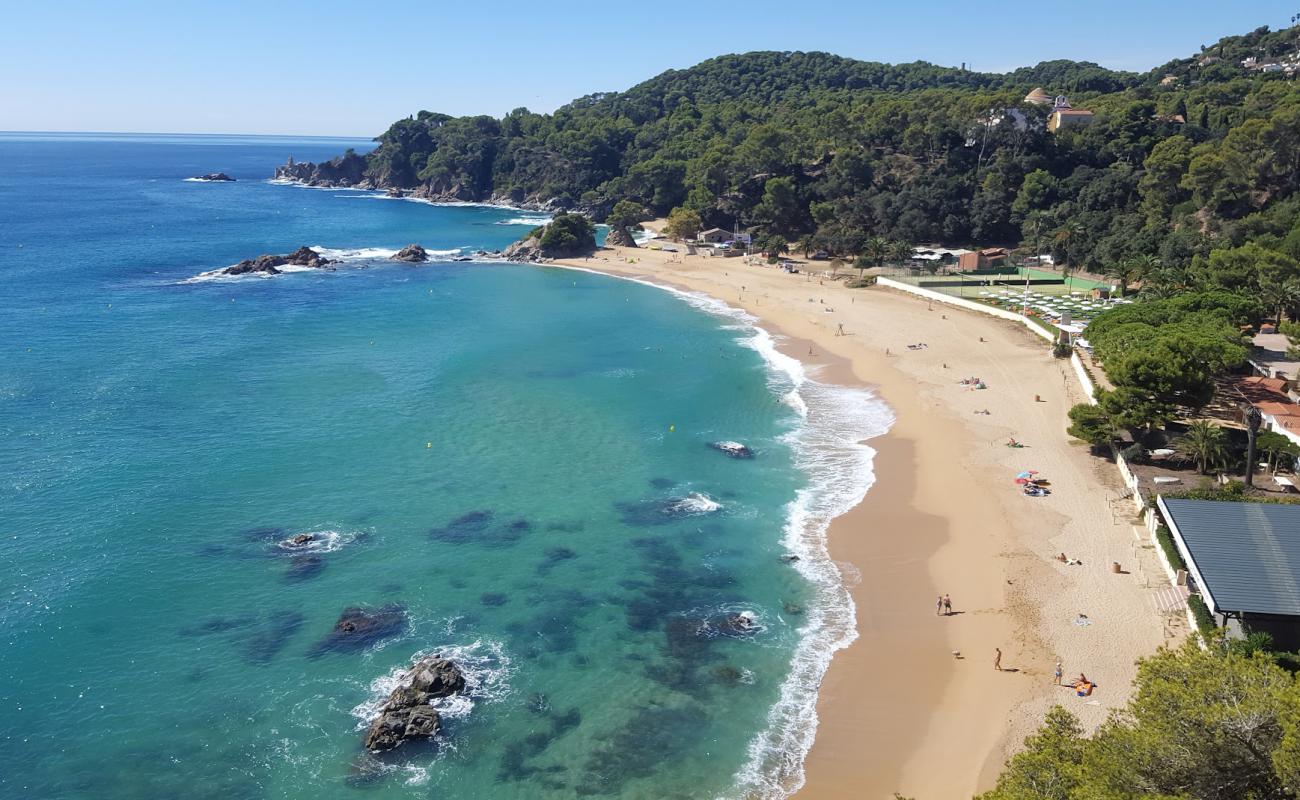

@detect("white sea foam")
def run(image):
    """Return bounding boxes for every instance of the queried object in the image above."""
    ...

[666,492,722,515]
[495,216,552,226]
[274,528,361,554]
[268,179,544,213]
[180,244,472,284]
[307,245,399,260]
[632,227,660,245]
[538,263,894,800]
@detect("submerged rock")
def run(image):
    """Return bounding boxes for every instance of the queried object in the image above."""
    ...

[308,604,407,657]
[284,553,325,582]
[283,533,315,548]
[222,246,336,276]
[192,172,235,182]
[709,441,754,459]
[390,243,429,263]
[363,655,466,752]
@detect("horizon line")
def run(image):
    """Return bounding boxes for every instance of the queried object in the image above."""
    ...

[0,130,379,140]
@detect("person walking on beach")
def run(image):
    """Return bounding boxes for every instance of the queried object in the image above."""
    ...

[936,595,944,616]
[1054,662,1063,685]
[994,648,1003,671]
[942,594,952,616]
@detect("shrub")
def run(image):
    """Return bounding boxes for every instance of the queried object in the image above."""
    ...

[1188,593,1217,639]
[846,276,876,288]
[1052,340,1073,358]
[1154,523,1186,571]
[1120,441,1149,465]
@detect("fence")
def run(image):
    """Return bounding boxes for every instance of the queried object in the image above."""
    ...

[876,277,1055,342]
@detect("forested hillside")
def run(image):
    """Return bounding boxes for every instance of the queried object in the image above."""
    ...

[286,25,1300,274]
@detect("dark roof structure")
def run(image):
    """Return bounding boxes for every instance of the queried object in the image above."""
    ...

[1159,497,1300,616]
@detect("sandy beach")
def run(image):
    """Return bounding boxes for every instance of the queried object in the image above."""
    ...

[552,237,1183,799]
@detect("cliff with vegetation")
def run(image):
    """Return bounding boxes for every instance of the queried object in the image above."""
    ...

[280,25,1300,275]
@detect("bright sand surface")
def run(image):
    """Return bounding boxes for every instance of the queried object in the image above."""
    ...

[552,232,1186,799]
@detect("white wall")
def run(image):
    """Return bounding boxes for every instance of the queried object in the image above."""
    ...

[877,277,1055,342]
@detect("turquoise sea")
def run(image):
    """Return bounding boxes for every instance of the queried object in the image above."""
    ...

[0,133,891,799]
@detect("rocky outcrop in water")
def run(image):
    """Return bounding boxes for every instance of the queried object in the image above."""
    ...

[192,172,235,182]
[709,441,754,459]
[390,244,429,263]
[274,151,369,187]
[222,246,336,276]
[363,655,466,751]
[504,235,543,263]
[605,226,638,248]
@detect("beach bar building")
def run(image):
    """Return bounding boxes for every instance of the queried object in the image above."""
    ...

[1157,497,1300,649]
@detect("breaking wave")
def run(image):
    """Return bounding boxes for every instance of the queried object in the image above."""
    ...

[540,263,894,799]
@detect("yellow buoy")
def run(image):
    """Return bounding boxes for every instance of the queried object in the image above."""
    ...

[669,424,675,432]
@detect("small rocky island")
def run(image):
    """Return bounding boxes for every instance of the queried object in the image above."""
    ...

[505,213,597,262]
[710,441,755,459]
[191,172,235,182]
[221,246,336,276]
[363,655,466,752]
[390,244,429,263]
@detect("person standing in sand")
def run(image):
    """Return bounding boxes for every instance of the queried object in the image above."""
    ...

[1054,662,1063,685]
[994,648,1003,671]
[942,594,952,616]
[936,595,944,616]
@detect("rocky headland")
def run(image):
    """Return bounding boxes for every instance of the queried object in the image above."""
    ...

[273,154,557,211]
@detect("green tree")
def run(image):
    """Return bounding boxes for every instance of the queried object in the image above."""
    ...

[979,707,1086,800]
[764,235,788,262]
[1256,430,1300,474]
[1138,136,1193,220]
[536,213,596,257]
[1066,403,1116,446]
[663,207,702,241]
[1175,419,1228,475]
[797,233,818,258]
[981,641,1300,800]
[605,199,645,229]
[858,236,889,277]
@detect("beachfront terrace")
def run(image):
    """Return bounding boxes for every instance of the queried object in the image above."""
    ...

[881,273,1131,332]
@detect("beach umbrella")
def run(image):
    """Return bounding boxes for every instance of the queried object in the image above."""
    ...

[1016,470,1037,478]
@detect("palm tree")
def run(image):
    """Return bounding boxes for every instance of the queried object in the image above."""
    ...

[1175,420,1228,475]
[797,234,817,259]
[887,239,914,266]
[1053,223,1085,289]
[858,236,889,278]
[1242,404,1263,488]
[1106,254,1160,296]
[1139,263,1191,299]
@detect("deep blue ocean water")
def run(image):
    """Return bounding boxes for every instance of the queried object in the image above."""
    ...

[0,133,889,799]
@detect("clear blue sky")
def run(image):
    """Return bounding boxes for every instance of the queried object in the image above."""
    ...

[3,0,1296,137]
